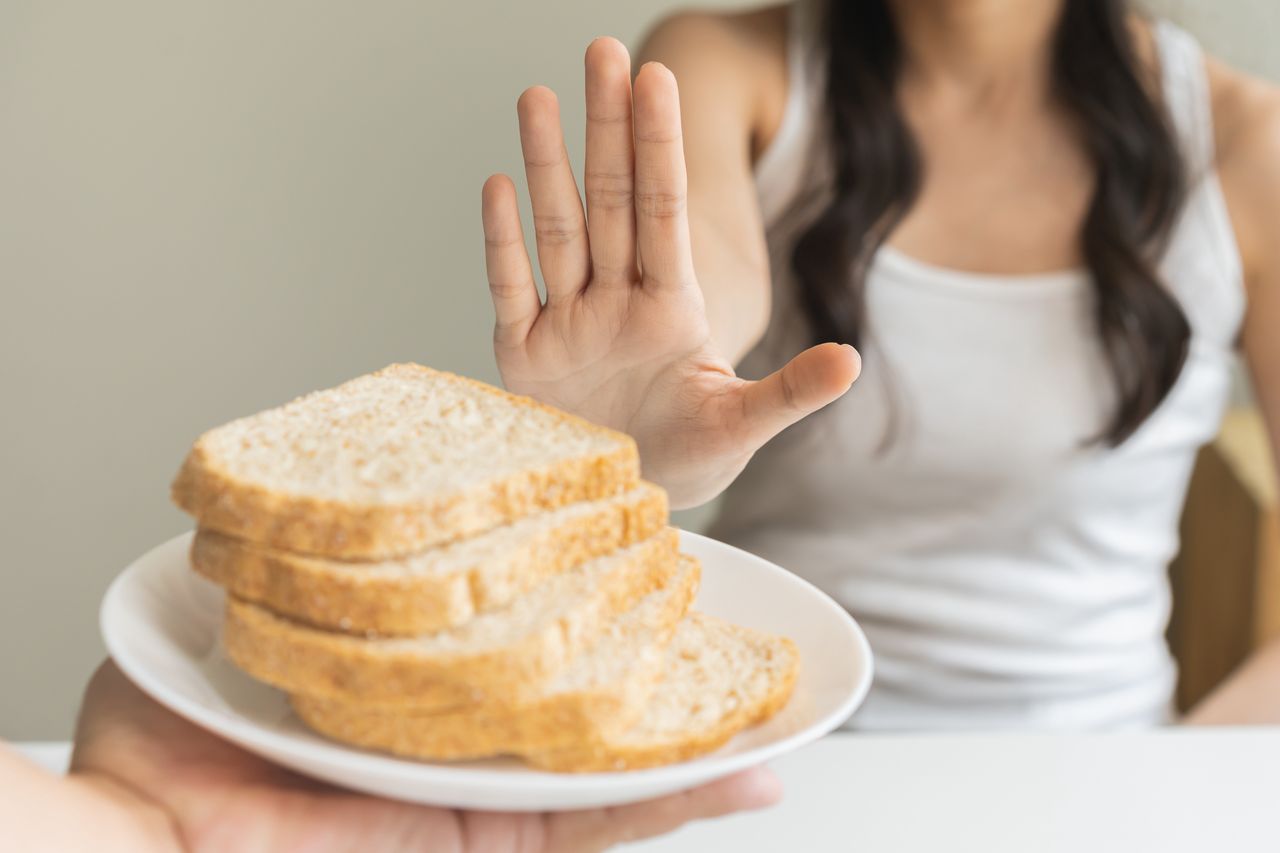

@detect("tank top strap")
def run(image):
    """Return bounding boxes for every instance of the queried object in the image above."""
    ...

[1152,18,1216,179]
[789,0,821,79]
[755,0,826,224]
[1150,18,1246,336]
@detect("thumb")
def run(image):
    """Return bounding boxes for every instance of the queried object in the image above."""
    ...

[737,342,860,448]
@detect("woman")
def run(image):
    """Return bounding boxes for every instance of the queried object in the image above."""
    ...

[481,0,1280,730]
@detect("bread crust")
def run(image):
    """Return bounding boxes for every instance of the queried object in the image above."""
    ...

[222,530,680,709]
[192,484,668,635]
[289,558,700,760]
[172,365,640,559]
[526,628,799,773]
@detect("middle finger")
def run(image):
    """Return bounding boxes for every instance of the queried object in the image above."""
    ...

[583,37,637,288]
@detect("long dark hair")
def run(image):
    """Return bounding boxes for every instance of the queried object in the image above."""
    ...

[791,0,1190,445]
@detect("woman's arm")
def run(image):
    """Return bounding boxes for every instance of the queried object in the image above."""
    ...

[1184,638,1280,725]
[1186,68,1280,725]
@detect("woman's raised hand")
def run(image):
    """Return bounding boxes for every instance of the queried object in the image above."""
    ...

[482,38,859,508]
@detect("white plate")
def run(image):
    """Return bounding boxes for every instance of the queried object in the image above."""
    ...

[101,530,872,812]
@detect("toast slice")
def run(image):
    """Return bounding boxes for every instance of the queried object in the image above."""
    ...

[290,554,701,760]
[173,364,639,559]
[526,613,799,772]
[193,483,667,635]
[223,529,679,708]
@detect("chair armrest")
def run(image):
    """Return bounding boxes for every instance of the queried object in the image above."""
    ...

[1169,407,1280,710]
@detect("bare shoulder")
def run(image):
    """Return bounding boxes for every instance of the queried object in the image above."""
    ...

[1206,59,1280,169]
[639,5,787,68]
[638,6,790,157]
[1205,57,1280,283]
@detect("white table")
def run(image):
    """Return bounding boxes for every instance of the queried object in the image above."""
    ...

[19,731,1280,852]
[633,730,1280,852]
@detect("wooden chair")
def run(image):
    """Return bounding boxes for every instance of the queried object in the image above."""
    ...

[1168,408,1280,710]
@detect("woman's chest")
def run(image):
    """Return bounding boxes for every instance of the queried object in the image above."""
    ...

[889,113,1094,275]
[831,275,1111,488]
[742,262,1235,527]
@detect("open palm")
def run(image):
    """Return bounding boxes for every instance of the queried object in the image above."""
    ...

[482,38,859,508]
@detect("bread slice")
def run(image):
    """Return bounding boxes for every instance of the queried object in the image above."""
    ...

[173,364,639,559]
[192,483,667,635]
[289,554,701,760]
[223,529,679,708]
[526,614,799,772]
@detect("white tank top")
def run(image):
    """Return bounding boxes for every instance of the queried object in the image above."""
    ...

[708,4,1246,731]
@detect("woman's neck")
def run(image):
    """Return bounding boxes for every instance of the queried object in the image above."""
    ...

[891,0,1064,108]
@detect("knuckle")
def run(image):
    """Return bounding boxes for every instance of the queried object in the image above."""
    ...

[778,368,800,411]
[634,187,686,220]
[522,149,567,170]
[635,129,682,146]
[483,234,523,251]
[585,186,634,211]
[592,259,637,283]
[533,212,582,245]
[584,169,633,211]
[639,268,672,287]
[492,323,523,348]
[487,278,529,301]
[586,108,631,127]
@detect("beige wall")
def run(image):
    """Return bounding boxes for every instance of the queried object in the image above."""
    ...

[1,1,1276,740]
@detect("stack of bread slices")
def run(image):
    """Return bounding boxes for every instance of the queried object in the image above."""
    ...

[172,363,797,772]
